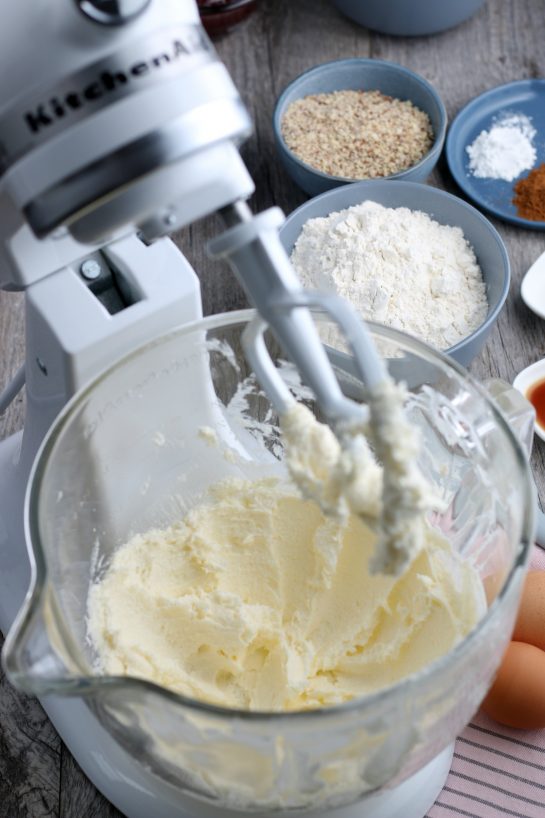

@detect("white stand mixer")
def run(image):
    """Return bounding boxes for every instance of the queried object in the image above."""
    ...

[0,2,455,815]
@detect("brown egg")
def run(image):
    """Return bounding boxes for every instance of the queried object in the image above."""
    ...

[512,570,545,651]
[481,640,545,729]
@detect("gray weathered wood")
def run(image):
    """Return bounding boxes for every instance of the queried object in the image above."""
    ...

[1,0,545,814]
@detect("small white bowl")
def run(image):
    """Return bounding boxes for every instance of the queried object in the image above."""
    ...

[521,250,545,320]
[513,359,545,441]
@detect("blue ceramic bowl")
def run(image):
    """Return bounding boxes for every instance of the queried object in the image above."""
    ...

[279,180,509,367]
[273,59,447,197]
[446,79,545,230]
[332,0,485,37]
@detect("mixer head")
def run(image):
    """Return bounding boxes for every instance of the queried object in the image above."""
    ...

[0,0,254,268]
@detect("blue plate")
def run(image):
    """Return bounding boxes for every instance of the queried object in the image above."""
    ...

[446,80,545,229]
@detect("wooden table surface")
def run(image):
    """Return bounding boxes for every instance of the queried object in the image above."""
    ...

[1,1,545,815]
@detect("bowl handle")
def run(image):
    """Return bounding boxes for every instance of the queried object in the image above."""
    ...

[485,378,544,547]
[484,378,535,459]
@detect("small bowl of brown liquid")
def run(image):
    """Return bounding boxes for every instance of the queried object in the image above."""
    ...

[513,359,545,442]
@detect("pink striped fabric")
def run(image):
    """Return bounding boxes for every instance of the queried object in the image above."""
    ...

[428,546,545,818]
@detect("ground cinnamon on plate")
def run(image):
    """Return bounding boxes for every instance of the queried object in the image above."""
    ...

[513,163,545,222]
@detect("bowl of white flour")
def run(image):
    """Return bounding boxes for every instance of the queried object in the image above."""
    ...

[280,180,509,367]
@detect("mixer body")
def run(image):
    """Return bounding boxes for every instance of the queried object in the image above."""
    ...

[0,234,204,817]
[0,0,254,270]
[0,3,250,813]
[0,0,254,591]
[0,0,278,631]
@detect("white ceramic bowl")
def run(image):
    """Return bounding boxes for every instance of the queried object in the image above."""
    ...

[521,250,545,320]
[513,360,545,441]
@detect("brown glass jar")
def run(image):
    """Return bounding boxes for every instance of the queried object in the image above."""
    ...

[197,0,257,36]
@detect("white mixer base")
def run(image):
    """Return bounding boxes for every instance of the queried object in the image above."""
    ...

[30,692,457,818]
[321,744,452,818]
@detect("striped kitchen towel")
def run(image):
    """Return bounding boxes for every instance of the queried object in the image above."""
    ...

[428,546,545,818]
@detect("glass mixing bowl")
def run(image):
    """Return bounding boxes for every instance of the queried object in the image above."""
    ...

[3,310,535,814]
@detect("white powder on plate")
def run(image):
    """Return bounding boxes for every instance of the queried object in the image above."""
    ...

[466,113,536,182]
[290,201,488,351]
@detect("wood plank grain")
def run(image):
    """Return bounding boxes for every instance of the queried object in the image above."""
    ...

[0,655,60,818]
[58,750,119,818]
[1,1,545,815]
[0,291,25,438]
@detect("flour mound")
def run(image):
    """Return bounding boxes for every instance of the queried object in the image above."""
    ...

[290,201,488,351]
[466,113,536,182]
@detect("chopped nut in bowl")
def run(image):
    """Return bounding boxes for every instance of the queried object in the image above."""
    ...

[273,59,447,196]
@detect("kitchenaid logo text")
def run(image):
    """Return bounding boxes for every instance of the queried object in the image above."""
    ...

[24,36,203,135]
